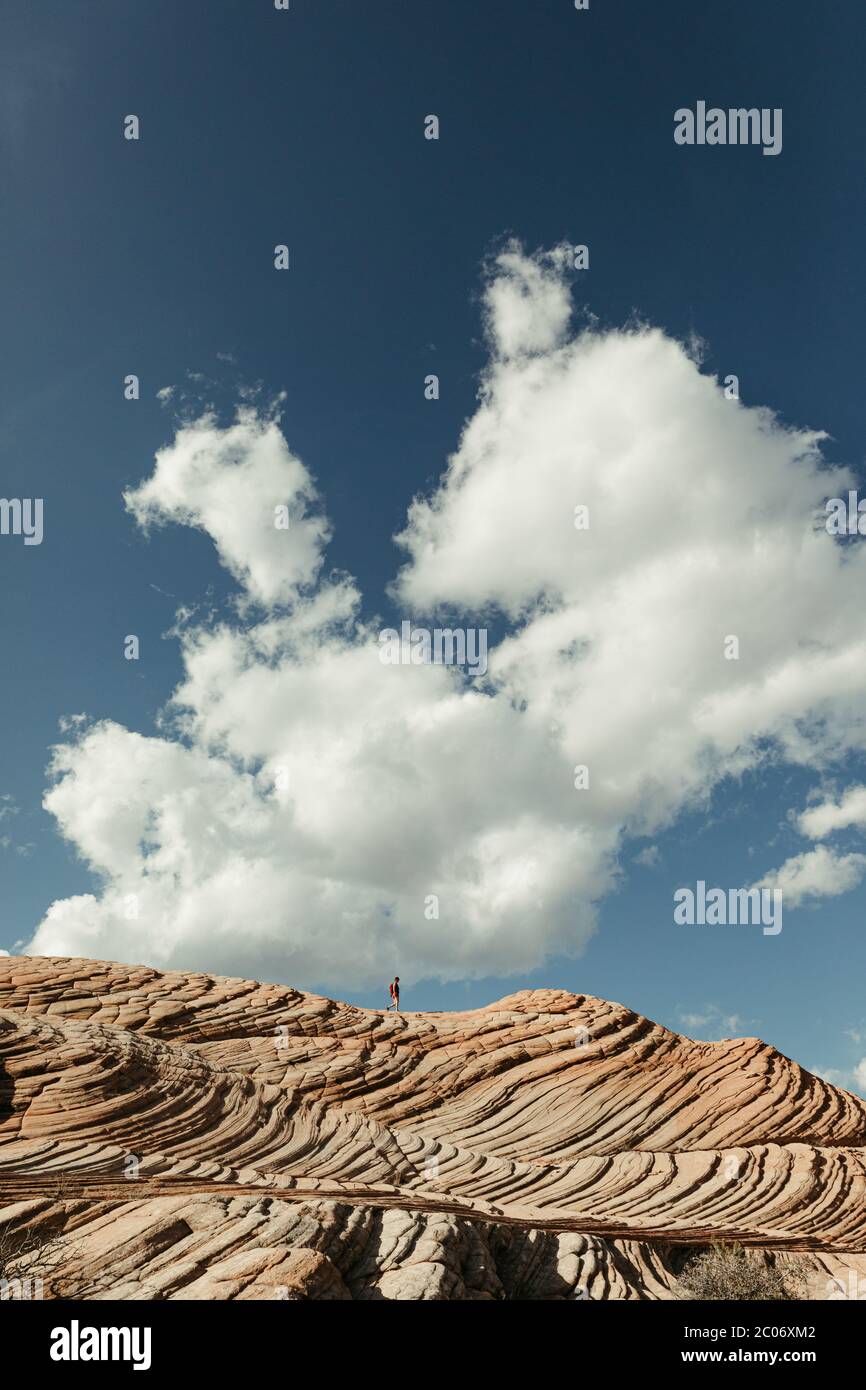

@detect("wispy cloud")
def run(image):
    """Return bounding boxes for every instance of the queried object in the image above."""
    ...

[678,1006,747,1040]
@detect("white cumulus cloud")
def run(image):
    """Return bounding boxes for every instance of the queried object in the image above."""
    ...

[124,406,330,609]
[756,784,866,906]
[797,785,866,839]
[24,243,866,988]
[756,845,866,909]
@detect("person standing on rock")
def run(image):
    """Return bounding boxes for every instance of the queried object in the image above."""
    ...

[388,976,400,1011]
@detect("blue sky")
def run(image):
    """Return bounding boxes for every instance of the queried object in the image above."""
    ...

[2,0,866,1087]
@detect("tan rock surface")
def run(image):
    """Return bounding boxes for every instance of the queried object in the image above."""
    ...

[1,956,864,1299]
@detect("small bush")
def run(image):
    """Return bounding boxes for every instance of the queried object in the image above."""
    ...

[678,1242,807,1302]
[0,1205,82,1299]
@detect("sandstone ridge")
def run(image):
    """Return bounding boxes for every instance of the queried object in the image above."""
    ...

[1,956,863,1300]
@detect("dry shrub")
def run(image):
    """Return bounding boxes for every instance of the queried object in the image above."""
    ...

[0,1200,82,1299]
[679,1242,807,1302]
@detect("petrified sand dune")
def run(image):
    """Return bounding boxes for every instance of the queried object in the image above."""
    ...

[1,956,864,1299]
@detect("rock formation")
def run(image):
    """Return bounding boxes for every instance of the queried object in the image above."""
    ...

[1,956,864,1299]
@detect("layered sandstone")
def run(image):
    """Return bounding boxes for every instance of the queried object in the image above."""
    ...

[0,956,863,1300]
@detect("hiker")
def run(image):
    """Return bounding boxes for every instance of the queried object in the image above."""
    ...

[388,976,400,1011]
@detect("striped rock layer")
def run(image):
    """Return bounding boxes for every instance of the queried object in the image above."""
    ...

[0,956,864,1300]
